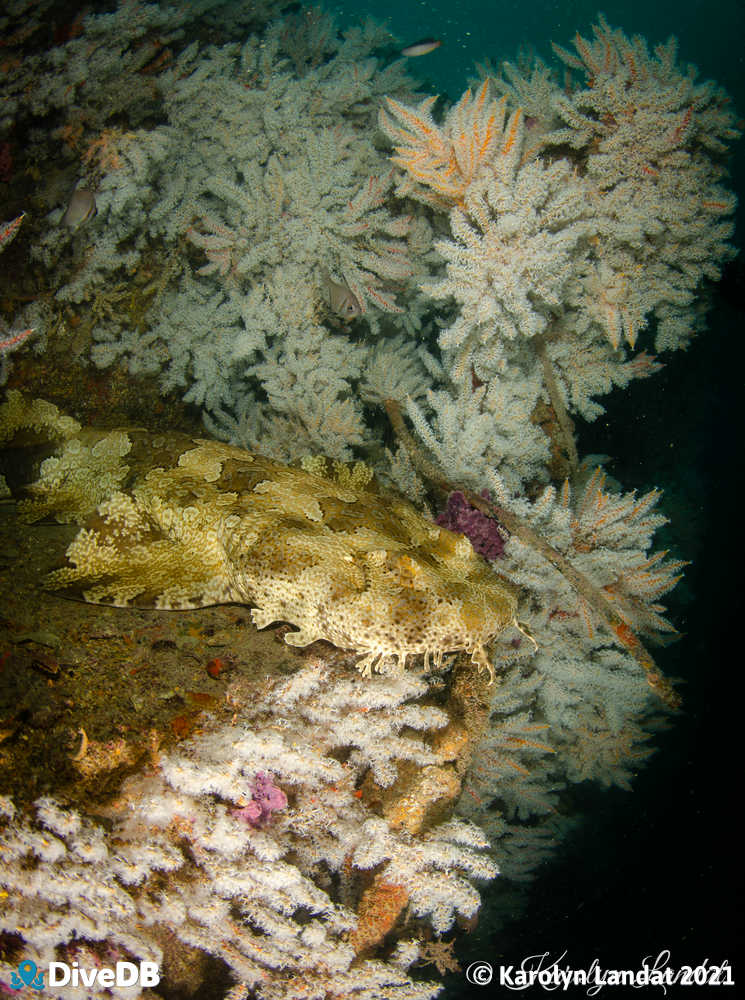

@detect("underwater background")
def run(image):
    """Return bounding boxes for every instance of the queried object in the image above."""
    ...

[1,0,744,995]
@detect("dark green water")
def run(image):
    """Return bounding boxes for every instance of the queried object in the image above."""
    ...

[331,0,745,114]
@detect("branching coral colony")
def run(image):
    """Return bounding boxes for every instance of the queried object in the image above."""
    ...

[0,4,740,997]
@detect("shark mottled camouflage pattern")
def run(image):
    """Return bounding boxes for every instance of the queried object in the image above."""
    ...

[1,392,518,678]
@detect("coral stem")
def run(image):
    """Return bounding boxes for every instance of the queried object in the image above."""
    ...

[535,333,579,476]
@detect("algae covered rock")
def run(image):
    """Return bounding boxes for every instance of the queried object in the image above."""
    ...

[1,392,518,676]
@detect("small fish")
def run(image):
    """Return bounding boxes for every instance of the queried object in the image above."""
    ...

[61,188,97,230]
[321,269,362,320]
[400,37,442,57]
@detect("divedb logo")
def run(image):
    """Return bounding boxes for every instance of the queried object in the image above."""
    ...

[12,959,160,991]
[50,961,161,989]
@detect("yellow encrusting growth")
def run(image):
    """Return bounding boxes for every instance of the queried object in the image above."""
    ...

[20,430,133,524]
[2,394,518,677]
[0,390,81,445]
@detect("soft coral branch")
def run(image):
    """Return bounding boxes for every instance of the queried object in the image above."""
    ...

[384,397,682,711]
